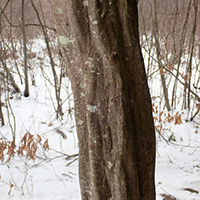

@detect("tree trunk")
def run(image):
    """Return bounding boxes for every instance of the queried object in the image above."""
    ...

[171,0,192,108]
[186,0,198,110]
[55,1,155,199]
[150,0,170,111]
[22,0,29,97]
[0,92,4,126]
[31,0,63,119]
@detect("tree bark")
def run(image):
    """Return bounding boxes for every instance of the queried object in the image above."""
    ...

[21,0,29,97]
[0,92,4,126]
[150,0,170,111]
[171,0,192,108]
[55,0,155,199]
[185,0,198,110]
[31,0,63,119]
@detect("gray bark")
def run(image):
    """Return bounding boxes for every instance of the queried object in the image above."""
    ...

[56,1,156,199]
[22,0,29,97]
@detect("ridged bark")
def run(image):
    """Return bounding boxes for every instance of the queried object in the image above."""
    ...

[55,1,155,199]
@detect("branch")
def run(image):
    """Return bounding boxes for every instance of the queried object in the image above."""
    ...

[2,11,56,31]
[190,108,200,121]
[142,47,200,102]
[0,0,11,18]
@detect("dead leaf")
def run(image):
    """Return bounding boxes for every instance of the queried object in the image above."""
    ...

[168,62,173,71]
[27,141,37,161]
[153,116,158,121]
[196,103,200,110]
[17,147,24,156]
[159,111,164,122]
[0,140,7,161]
[37,134,42,143]
[174,112,182,125]
[8,182,14,195]
[43,139,49,150]
[48,121,53,126]
[155,105,158,113]
[160,68,166,74]
[6,141,15,162]
[21,132,28,146]
[164,113,171,123]
[67,107,74,114]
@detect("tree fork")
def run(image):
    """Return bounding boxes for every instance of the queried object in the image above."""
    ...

[55,0,155,199]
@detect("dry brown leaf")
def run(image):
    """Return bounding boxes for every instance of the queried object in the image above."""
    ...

[196,103,200,110]
[31,155,36,161]
[0,140,7,161]
[17,147,24,156]
[164,113,171,123]
[21,132,28,146]
[43,139,49,150]
[8,182,14,195]
[0,152,4,162]
[155,105,158,114]
[48,121,53,126]
[168,62,173,71]
[156,124,162,134]
[67,107,74,114]
[6,141,15,162]
[31,141,37,155]
[28,133,34,143]
[160,68,166,74]
[37,134,42,143]
[152,103,155,113]
[174,112,182,125]
[153,116,158,121]
[159,111,164,122]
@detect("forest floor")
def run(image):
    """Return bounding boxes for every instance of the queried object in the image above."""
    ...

[0,39,200,200]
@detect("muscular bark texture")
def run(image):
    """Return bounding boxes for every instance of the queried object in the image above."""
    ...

[55,0,155,199]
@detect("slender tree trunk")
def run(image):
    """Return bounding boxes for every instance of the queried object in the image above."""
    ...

[172,0,178,65]
[171,0,192,108]
[10,0,23,85]
[0,92,4,126]
[186,0,198,110]
[31,0,63,118]
[0,0,11,17]
[21,0,29,97]
[56,1,155,199]
[150,0,170,111]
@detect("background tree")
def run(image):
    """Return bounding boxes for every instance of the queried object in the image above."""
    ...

[138,0,200,113]
[150,0,170,111]
[55,0,156,199]
[21,0,29,97]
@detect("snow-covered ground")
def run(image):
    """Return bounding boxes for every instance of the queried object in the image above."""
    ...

[0,39,200,199]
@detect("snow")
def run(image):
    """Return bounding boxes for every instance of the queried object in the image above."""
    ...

[0,38,200,199]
